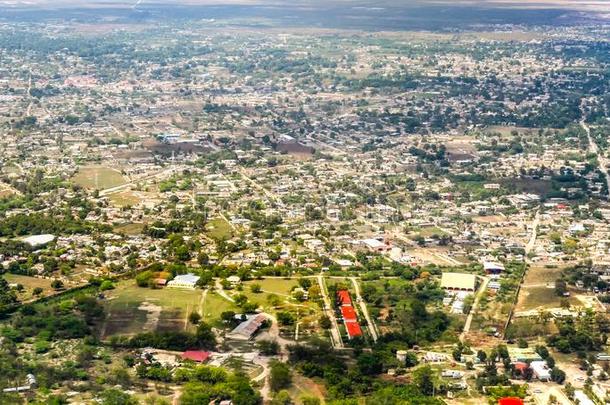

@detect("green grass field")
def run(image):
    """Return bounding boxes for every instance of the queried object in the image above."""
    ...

[206,217,233,241]
[247,278,299,295]
[241,278,299,309]
[201,291,238,324]
[101,281,203,338]
[72,166,126,190]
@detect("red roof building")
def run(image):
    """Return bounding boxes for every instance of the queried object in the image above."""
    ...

[513,362,528,373]
[337,290,352,306]
[345,321,363,338]
[340,305,358,321]
[182,350,210,363]
[498,398,524,405]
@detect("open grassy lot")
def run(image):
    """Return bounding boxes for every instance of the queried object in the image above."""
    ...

[108,190,140,207]
[515,265,579,312]
[114,222,145,235]
[516,286,578,312]
[205,217,233,241]
[71,166,126,189]
[412,226,448,238]
[247,278,299,296]
[240,278,324,338]
[101,281,203,339]
[3,273,54,299]
[238,278,298,311]
[523,265,563,285]
[240,278,300,311]
[288,373,327,403]
[202,291,238,324]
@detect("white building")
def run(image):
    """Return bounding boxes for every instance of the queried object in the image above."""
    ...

[226,275,241,287]
[22,234,55,247]
[167,274,200,289]
[530,360,551,381]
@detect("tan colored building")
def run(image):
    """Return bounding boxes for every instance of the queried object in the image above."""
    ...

[440,272,477,291]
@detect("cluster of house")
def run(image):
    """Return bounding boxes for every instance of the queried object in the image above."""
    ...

[509,348,551,381]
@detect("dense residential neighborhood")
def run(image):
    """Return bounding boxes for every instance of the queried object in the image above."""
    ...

[0,0,608,404]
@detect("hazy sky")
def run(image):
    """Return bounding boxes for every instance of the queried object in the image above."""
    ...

[0,0,607,13]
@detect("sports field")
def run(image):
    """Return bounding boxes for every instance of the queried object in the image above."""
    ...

[101,281,203,338]
[206,217,233,240]
[72,166,127,190]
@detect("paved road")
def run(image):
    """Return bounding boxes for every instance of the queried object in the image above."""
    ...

[317,275,344,349]
[349,277,378,342]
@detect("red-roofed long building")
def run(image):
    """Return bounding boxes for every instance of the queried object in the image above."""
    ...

[498,398,524,405]
[340,305,357,321]
[337,290,352,306]
[346,321,363,338]
[337,290,362,339]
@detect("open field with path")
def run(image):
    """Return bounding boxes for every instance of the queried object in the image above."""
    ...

[72,165,127,190]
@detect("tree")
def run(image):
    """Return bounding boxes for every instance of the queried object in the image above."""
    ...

[189,312,201,325]
[564,382,575,399]
[555,280,568,297]
[404,352,419,368]
[99,389,138,405]
[197,252,209,266]
[551,367,566,384]
[301,397,320,405]
[100,280,115,291]
[267,294,282,307]
[277,311,295,326]
[269,360,292,392]
[234,294,248,307]
[136,271,154,287]
[412,365,436,395]
[257,339,280,356]
[535,345,549,359]
[319,315,331,329]
[357,352,383,375]
[195,322,216,348]
[51,279,64,290]
[221,311,236,323]
[270,390,292,405]
[251,283,262,293]
[33,287,44,296]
